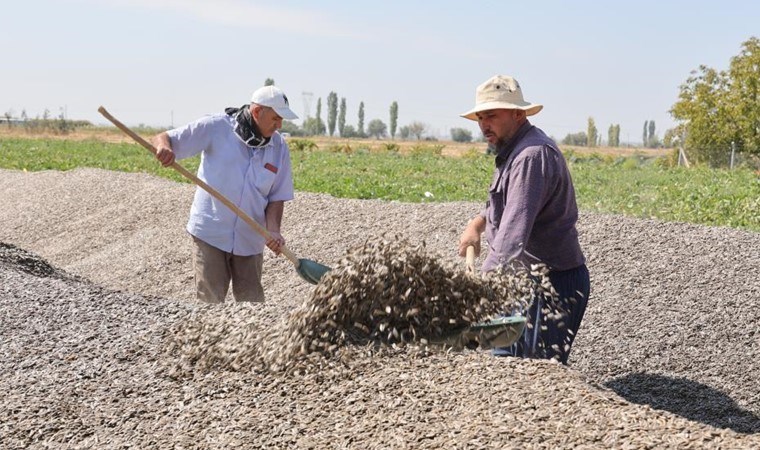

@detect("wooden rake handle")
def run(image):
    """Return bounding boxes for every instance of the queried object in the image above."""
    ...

[97,106,300,267]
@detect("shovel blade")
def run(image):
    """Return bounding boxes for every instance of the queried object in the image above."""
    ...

[469,316,527,350]
[429,316,527,351]
[296,258,332,285]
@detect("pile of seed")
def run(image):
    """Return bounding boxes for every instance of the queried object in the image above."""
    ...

[3,248,759,448]
[0,242,62,279]
[2,167,760,448]
[166,236,556,375]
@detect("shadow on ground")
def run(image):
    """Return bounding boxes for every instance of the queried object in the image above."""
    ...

[605,373,760,434]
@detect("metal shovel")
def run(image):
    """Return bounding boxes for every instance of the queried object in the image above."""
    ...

[430,246,526,350]
[98,106,331,285]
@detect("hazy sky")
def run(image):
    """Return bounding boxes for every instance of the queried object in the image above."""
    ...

[2,0,757,143]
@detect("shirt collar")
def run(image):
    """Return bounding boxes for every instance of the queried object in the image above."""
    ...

[494,120,533,166]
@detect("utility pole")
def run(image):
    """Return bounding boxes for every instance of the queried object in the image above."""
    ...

[302,92,314,120]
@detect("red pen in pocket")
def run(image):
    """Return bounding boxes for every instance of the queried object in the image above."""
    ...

[264,163,278,174]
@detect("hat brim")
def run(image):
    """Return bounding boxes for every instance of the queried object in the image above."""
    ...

[273,107,298,121]
[460,102,543,121]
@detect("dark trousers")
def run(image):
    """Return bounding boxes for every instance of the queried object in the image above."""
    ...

[493,264,590,364]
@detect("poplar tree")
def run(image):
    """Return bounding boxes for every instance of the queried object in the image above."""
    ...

[389,101,398,139]
[643,121,649,147]
[313,98,326,135]
[608,124,616,147]
[587,117,598,147]
[302,98,325,136]
[358,102,365,137]
[338,98,346,137]
[327,92,338,136]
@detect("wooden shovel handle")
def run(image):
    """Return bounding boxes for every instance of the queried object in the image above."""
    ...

[97,106,300,267]
[466,245,476,273]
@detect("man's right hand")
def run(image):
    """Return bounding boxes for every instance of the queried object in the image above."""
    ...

[153,132,175,167]
[458,216,486,257]
[155,146,176,167]
[458,238,480,258]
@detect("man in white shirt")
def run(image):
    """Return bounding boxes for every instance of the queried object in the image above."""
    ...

[152,85,298,303]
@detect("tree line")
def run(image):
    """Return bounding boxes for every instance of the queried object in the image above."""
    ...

[561,36,758,159]
[1,107,92,134]
[265,79,476,142]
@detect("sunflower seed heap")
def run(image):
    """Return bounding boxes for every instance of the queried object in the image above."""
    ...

[165,236,556,376]
[0,242,61,278]
[3,169,760,447]
[273,237,555,360]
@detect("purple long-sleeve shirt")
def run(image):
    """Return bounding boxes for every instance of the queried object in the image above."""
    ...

[481,121,585,273]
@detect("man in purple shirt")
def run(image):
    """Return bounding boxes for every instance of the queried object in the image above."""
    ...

[458,75,590,364]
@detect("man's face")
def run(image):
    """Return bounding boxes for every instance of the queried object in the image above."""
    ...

[251,105,283,138]
[476,109,523,147]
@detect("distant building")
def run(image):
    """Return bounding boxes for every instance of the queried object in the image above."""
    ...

[0,117,24,126]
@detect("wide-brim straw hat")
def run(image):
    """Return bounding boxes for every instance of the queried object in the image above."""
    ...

[460,75,543,121]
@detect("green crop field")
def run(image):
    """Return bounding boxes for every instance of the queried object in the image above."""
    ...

[1,137,758,231]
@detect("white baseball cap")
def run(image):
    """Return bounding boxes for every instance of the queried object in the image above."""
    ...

[460,75,543,121]
[251,85,298,120]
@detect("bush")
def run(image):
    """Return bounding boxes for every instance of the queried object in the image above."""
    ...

[462,148,485,159]
[288,139,318,152]
[382,143,400,153]
[341,125,359,138]
[562,132,588,146]
[409,144,444,156]
[280,120,306,137]
[451,128,473,143]
[326,143,353,154]
[367,119,387,139]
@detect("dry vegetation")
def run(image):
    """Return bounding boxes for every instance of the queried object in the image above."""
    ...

[0,126,671,158]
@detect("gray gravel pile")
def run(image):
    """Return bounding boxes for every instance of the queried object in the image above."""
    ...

[1,167,759,448]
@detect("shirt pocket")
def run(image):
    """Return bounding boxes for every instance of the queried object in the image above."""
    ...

[251,162,277,197]
[488,188,504,230]
[487,169,505,229]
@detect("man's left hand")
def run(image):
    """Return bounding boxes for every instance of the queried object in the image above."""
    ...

[266,231,285,255]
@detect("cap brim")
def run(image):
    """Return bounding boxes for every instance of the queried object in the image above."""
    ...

[274,107,298,121]
[460,102,543,121]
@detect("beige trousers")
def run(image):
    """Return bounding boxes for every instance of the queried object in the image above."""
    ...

[191,236,264,303]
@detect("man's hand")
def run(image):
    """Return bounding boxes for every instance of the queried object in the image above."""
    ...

[153,132,175,167]
[266,231,285,255]
[458,216,486,257]
[458,236,481,258]
[155,147,176,167]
